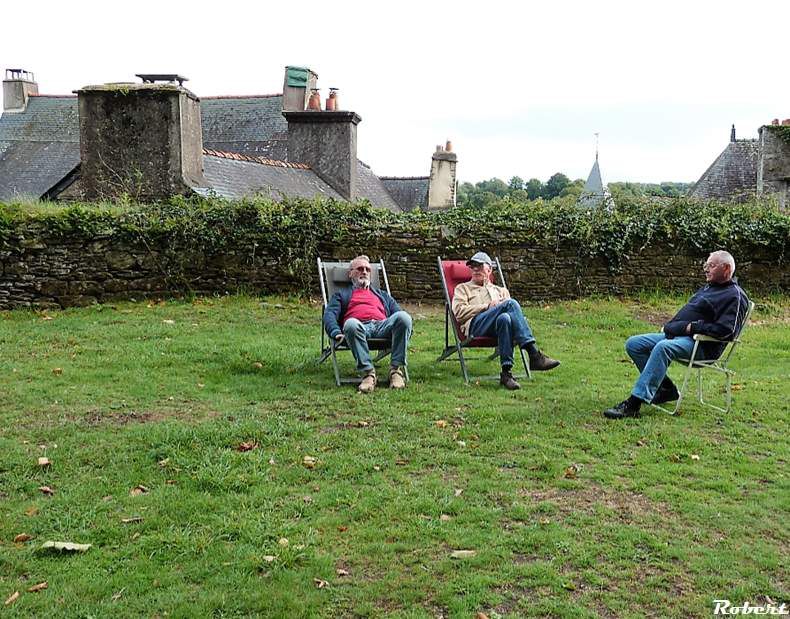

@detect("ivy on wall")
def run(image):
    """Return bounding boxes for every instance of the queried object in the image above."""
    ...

[1,195,788,286]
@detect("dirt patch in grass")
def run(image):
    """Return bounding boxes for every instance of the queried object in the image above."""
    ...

[631,308,673,328]
[522,484,673,521]
[79,407,219,427]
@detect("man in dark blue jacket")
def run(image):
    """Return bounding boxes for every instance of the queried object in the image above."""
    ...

[604,250,750,419]
[323,255,412,393]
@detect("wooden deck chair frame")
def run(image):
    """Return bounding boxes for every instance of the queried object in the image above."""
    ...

[652,300,755,416]
[317,257,408,387]
[436,256,531,384]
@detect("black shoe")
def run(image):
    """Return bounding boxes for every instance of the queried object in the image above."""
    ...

[529,351,561,372]
[500,369,521,390]
[604,398,641,419]
[651,379,679,405]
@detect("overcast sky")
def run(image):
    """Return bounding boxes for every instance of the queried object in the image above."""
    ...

[2,0,788,184]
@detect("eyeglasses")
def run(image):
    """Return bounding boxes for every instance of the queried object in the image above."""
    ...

[703,262,721,271]
[353,266,372,273]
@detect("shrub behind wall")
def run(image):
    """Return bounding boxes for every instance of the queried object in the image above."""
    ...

[0,196,788,309]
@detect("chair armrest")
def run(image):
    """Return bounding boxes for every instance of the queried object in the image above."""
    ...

[693,334,724,342]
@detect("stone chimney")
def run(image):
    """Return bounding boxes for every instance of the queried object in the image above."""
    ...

[3,69,38,112]
[427,140,458,209]
[282,66,318,112]
[72,76,205,200]
[283,110,360,200]
[730,124,736,143]
[757,124,790,210]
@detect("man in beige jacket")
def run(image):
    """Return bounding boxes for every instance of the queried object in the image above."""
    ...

[452,251,560,389]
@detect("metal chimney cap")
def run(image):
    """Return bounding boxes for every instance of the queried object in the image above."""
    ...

[136,74,188,86]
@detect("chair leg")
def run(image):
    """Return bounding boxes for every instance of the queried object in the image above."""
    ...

[437,346,457,362]
[317,347,332,364]
[519,347,531,379]
[457,345,470,384]
[697,369,703,404]
[487,350,499,361]
[724,372,732,414]
[664,363,693,416]
[330,346,342,387]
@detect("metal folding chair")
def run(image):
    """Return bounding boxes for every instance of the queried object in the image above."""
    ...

[317,257,406,386]
[653,301,756,415]
[436,256,531,384]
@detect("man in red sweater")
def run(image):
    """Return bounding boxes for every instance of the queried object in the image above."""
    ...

[323,255,412,393]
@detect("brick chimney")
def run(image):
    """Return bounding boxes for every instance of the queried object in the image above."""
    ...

[283,110,361,200]
[71,76,205,200]
[3,69,38,112]
[758,124,790,210]
[427,140,457,209]
[282,66,318,112]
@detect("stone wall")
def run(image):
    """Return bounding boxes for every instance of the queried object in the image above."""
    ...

[1,222,786,310]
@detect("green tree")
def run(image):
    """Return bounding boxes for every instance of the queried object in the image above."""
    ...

[544,173,570,199]
[508,176,524,192]
[526,178,544,200]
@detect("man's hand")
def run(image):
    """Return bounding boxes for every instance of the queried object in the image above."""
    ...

[487,299,503,309]
[334,333,345,345]
[685,323,692,335]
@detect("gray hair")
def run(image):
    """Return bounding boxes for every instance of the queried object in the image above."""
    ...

[710,250,736,276]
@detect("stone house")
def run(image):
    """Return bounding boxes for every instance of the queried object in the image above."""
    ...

[0,67,457,211]
[689,122,790,208]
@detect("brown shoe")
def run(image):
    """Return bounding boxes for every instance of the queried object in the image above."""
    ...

[500,368,521,390]
[389,367,406,389]
[529,351,560,371]
[358,370,377,394]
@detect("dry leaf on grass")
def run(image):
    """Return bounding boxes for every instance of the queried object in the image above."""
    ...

[337,525,348,532]
[313,578,329,589]
[450,550,477,559]
[52,368,63,375]
[252,362,263,369]
[25,506,38,517]
[111,588,126,601]
[435,419,448,428]
[563,464,580,479]
[38,486,55,496]
[278,537,289,547]
[37,457,52,468]
[262,555,276,563]
[4,591,20,606]
[302,456,317,469]
[42,315,54,321]
[158,458,170,467]
[162,319,175,325]
[129,485,149,496]
[690,454,700,461]
[336,568,350,576]
[454,488,463,497]
[41,541,92,552]
[121,517,143,524]
[440,514,451,522]
[477,613,490,619]
[14,533,32,543]
[28,582,47,593]
[236,441,259,452]
[395,458,408,466]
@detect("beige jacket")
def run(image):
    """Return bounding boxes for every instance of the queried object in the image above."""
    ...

[452,281,510,337]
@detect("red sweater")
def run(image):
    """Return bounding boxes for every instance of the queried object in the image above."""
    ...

[343,288,387,324]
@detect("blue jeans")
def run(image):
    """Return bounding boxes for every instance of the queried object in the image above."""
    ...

[342,311,412,373]
[626,332,701,402]
[469,299,536,369]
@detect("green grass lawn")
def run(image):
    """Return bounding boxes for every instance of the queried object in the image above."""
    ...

[1,295,787,618]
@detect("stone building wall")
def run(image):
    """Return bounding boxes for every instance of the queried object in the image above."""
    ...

[1,223,786,310]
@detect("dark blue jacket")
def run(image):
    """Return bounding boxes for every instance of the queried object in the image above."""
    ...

[323,286,402,339]
[663,279,750,357]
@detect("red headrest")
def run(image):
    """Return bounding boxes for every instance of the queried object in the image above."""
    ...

[441,260,494,300]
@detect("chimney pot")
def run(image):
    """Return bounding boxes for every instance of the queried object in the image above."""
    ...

[782,119,790,126]
[3,68,38,112]
[445,140,453,152]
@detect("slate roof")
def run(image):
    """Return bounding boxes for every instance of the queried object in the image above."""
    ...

[199,149,342,201]
[380,177,429,211]
[577,157,612,208]
[0,96,80,200]
[200,95,288,159]
[0,91,408,210]
[357,162,402,212]
[689,140,759,202]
